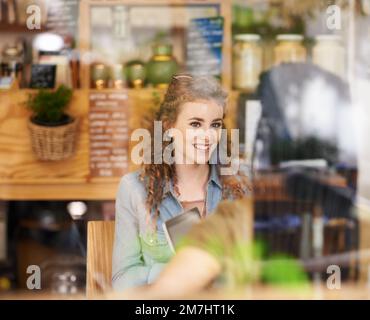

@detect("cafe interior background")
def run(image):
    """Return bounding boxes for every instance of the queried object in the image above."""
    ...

[0,0,370,299]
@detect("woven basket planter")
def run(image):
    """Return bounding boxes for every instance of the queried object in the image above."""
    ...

[28,118,79,161]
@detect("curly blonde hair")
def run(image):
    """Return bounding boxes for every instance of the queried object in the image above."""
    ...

[139,74,250,222]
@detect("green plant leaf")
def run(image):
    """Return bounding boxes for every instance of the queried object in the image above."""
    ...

[25,85,73,124]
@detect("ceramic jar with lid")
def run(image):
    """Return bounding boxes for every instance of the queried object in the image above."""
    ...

[146,44,178,89]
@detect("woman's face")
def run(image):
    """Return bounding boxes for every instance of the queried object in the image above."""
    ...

[169,99,224,165]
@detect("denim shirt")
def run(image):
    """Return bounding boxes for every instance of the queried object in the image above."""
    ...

[112,164,223,291]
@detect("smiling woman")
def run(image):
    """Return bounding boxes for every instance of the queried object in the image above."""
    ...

[112,74,251,291]
[169,99,224,166]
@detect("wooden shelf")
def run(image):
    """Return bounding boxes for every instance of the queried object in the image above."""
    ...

[0,22,48,33]
[0,181,119,200]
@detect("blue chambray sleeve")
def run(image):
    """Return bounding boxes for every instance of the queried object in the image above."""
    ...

[147,262,167,284]
[111,175,152,291]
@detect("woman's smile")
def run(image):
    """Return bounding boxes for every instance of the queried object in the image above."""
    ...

[193,142,211,151]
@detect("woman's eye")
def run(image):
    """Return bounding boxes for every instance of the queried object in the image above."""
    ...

[211,122,222,128]
[189,121,201,128]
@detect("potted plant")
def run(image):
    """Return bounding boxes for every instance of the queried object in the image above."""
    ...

[25,85,79,161]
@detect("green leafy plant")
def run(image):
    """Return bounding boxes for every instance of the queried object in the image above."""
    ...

[26,85,73,125]
[232,5,306,40]
[261,254,310,287]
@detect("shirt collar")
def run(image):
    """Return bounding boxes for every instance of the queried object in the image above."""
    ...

[208,164,222,189]
[162,164,222,199]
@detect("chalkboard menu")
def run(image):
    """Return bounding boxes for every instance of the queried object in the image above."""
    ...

[89,92,129,178]
[186,17,224,79]
[46,0,79,38]
[29,64,56,89]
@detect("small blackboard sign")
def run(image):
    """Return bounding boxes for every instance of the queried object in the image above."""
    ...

[29,64,56,89]
[186,16,224,79]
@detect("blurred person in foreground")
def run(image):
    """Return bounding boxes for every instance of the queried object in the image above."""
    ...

[107,197,309,299]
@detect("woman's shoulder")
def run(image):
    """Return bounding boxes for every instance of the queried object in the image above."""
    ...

[117,169,147,196]
[120,169,142,183]
[115,170,150,227]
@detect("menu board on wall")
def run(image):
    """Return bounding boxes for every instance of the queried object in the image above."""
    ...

[186,16,224,79]
[46,0,79,38]
[89,92,129,178]
[29,64,56,89]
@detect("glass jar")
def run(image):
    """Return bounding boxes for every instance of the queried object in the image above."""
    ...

[313,35,345,79]
[2,45,23,82]
[233,34,263,91]
[274,34,306,65]
[111,64,125,89]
